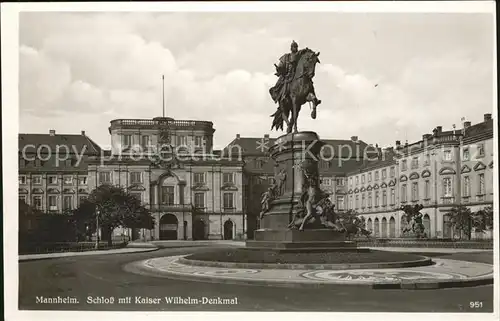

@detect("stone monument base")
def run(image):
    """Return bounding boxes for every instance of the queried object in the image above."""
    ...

[245,229,358,252]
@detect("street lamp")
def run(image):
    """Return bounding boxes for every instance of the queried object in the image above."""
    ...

[95,207,100,249]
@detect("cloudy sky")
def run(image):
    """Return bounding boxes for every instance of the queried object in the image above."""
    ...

[19,11,494,149]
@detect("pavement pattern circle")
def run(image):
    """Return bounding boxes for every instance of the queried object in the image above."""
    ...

[133,255,493,288]
[300,269,465,283]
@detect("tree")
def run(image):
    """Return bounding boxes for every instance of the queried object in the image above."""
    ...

[73,185,155,246]
[447,205,478,240]
[336,209,371,239]
[336,209,358,222]
[19,200,76,249]
[473,206,493,235]
[19,199,42,241]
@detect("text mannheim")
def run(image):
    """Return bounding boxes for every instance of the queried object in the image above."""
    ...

[18,113,494,240]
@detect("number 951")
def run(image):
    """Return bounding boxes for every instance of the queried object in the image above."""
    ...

[470,301,483,308]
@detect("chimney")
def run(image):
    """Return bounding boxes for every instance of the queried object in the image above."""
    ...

[404,140,408,147]
[236,134,240,139]
[395,140,401,147]
[484,113,492,121]
[49,129,56,136]
[436,126,442,133]
[351,136,358,142]
[81,130,86,136]
[463,121,471,129]
[264,134,270,139]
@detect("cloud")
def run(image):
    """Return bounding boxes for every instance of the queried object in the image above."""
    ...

[18,12,494,150]
[19,45,72,115]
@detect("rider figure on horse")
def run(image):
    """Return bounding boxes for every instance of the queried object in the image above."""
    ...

[270,41,322,132]
[271,41,301,102]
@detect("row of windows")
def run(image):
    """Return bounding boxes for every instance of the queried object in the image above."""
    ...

[20,194,86,211]
[19,158,75,168]
[351,167,394,186]
[462,174,486,197]
[349,144,488,186]
[158,187,236,210]
[194,192,234,210]
[121,134,207,148]
[98,172,236,185]
[401,154,431,171]
[399,145,486,171]
[462,144,486,161]
[320,177,345,186]
[350,189,396,209]
[19,175,87,185]
[349,174,486,209]
[23,189,238,212]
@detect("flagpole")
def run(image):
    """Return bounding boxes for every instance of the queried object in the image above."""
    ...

[162,75,165,117]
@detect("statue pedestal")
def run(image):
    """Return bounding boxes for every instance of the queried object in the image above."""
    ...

[245,131,357,251]
[246,229,356,251]
[260,131,322,229]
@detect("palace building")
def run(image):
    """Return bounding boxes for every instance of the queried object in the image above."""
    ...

[345,113,494,239]
[87,117,245,241]
[18,130,101,214]
[18,113,494,240]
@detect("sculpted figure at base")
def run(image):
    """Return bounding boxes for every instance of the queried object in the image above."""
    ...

[339,215,372,240]
[400,204,427,238]
[259,185,277,220]
[269,41,322,133]
[275,168,287,196]
[287,161,343,231]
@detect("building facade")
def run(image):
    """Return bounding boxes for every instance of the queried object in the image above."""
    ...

[346,114,494,239]
[18,113,494,240]
[88,117,245,241]
[18,130,101,214]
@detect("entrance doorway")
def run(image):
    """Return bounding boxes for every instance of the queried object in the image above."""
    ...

[224,220,234,240]
[389,217,396,238]
[193,219,206,240]
[159,214,178,240]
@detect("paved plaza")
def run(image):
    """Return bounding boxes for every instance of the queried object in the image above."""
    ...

[18,245,494,312]
[128,254,493,289]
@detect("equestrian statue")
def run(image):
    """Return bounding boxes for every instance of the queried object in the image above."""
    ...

[269,40,322,133]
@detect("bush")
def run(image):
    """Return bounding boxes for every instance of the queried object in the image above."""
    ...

[19,241,128,255]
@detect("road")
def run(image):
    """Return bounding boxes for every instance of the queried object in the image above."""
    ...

[19,247,493,312]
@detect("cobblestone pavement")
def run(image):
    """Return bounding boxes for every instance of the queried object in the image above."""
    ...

[132,255,493,287]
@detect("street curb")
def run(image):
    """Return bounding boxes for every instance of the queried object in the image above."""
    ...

[177,256,433,270]
[125,258,493,291]
[372,277,493,290]
[18,247,159,262]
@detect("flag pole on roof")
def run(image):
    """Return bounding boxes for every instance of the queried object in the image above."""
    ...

[162,75,165,118]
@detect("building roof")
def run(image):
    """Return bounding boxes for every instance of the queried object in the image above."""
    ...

[464,118,493,138]
[348,149,397,174]
[223,136,370,158]
[19,133,102,155]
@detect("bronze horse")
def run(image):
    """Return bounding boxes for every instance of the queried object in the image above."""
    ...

[270,48,321,134]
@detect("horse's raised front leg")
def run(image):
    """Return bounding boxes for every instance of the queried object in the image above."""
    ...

[287,106,295,134]
[306,92,321,120]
